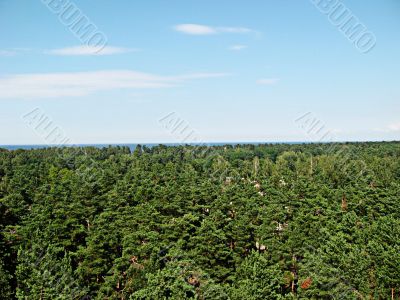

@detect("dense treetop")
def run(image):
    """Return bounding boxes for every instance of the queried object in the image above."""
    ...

[0,142,399,299]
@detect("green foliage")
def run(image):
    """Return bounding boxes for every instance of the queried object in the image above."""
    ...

[0,258,13,299]
[0,142,399,299]
[230,251,284,299]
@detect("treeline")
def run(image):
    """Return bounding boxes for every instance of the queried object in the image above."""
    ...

[0,142,399,299]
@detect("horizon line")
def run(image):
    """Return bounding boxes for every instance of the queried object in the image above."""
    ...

[1,140,399,148]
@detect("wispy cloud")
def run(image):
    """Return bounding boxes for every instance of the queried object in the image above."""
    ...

[0,48,34,56]
[229,45,248,51]
[174,24,255,35]
[0,49,18,56]
[174,24,217,35]
[45,46,136,56]
[219,27,253,34]
[174,72,230,80]
[373,122,400,133]
[0,70,229,99]
[388,122,400,131]
[256,78,279,85]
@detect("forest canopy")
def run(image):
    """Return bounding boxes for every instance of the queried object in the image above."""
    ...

[0,142,399,299]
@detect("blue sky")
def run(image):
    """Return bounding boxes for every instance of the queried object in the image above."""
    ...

[0,0,399,145]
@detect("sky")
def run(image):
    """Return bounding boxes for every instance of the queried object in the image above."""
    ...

[0,0,399,145]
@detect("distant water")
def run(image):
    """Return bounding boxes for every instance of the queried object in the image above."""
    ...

[0,142,303,151]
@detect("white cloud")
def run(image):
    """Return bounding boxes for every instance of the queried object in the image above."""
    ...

[174,24,255,35]
[45,46,136,56]
[373,123,400,133]
[0,70,229,99]
[174,24,217,35]
[388,122,400,131]
[0,48,35,56]
[218,27,252,34]
[229,45,248,51]
[0,50,17,56]
[257,78,279,85]
[174,72,230,80]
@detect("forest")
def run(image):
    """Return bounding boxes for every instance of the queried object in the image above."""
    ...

[0,142,399,299]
